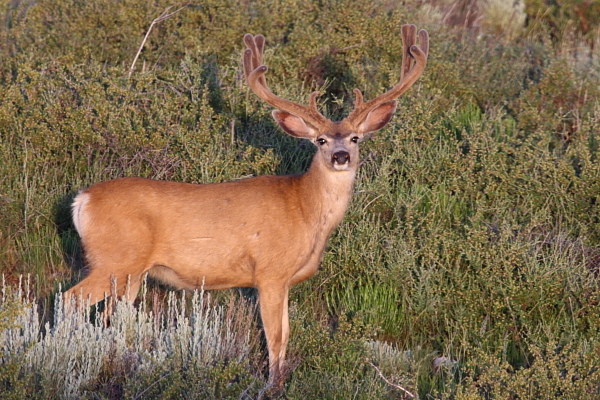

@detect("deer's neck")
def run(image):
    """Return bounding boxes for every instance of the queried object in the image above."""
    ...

[296,155,356,232]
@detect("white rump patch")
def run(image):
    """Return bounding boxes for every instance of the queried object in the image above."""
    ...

[71,191,90,236]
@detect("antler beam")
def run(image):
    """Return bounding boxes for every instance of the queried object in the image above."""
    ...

[242,34,330,130]
[346,24,429,126]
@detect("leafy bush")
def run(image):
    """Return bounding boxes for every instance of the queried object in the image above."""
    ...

[1,0,599,398]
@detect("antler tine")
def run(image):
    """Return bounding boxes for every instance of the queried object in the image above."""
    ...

[418,29,429,63]
[346,25,429,127]
[400,24,417,80]
[242,33,329,130]
[243,34,266,86]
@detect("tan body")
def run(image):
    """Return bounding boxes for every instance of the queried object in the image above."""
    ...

[70,157,353,296]
[65,25,429,386]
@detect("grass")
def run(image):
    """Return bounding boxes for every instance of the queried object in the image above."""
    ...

[1,0,600,398]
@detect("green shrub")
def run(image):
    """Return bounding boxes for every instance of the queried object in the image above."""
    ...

[286,312,386,398]
[1,0,600,398]
[457,340,600,399]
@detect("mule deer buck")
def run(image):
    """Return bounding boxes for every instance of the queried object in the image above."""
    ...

[65,24,429,385]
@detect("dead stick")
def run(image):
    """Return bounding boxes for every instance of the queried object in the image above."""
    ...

[128,3,189,78]
[369,362,417,399]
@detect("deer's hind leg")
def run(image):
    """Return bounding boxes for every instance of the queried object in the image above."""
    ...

[68,190,152,306]
[64,246,150,307]
[65,267,145,306]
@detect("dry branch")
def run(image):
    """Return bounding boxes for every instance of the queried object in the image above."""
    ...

[369,362,417,399]
[128,3,189,78]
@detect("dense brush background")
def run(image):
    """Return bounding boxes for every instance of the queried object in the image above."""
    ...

[1,0,600,398]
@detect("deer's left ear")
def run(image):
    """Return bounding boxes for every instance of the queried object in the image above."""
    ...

[357,101,397,134]
[272,110,316,139]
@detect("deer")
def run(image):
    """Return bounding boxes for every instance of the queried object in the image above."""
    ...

[64,24,429,386]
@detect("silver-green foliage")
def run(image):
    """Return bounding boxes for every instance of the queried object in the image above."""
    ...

[0,279,250,399]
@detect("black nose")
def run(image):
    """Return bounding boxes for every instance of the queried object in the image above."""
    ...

[332,151,350,164]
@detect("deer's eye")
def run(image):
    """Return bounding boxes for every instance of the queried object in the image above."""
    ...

[351,136,360,143]
[316,138,327,145]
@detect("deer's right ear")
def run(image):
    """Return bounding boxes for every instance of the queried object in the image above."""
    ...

[272,110,316,139]
[357,100,397,134]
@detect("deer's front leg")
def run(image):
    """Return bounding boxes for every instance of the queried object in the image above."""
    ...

[280,292,290,369]
[258,283,290,386]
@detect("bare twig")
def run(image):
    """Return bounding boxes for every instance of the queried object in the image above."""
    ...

[338,42,365,52]
[128,3,189,78]
[369,362,417,399]
[132,372,173,400]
